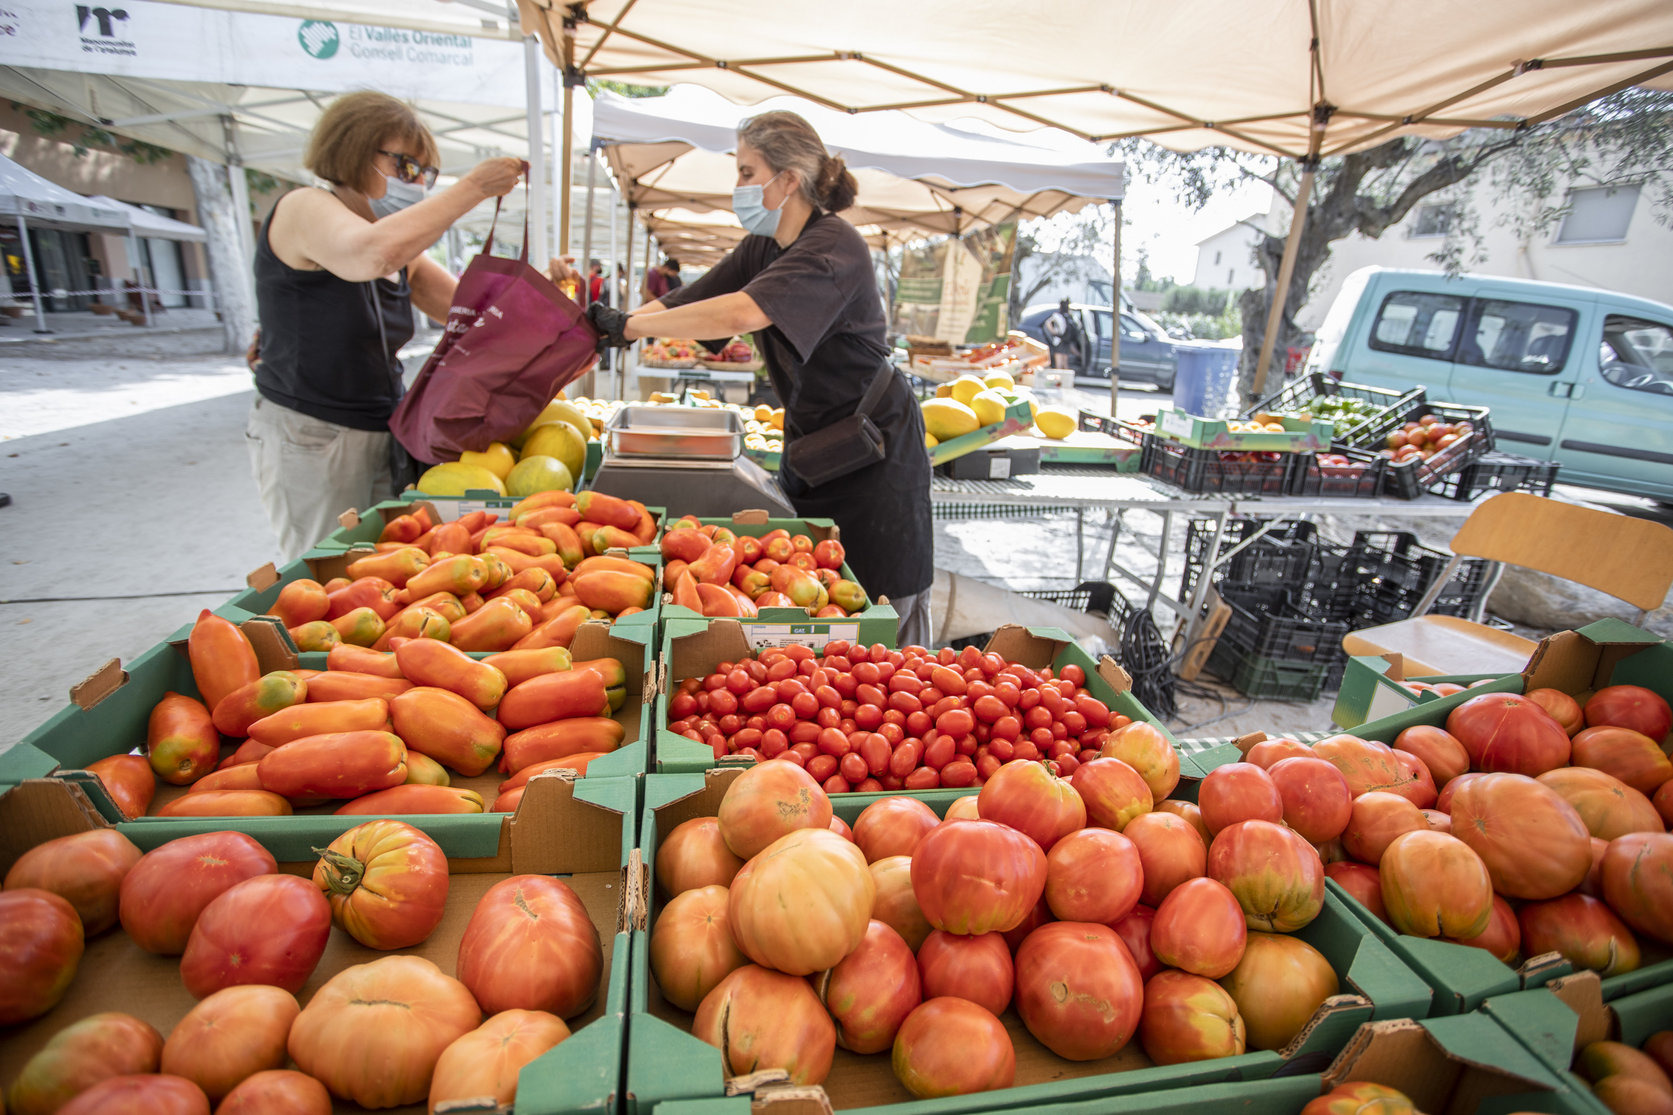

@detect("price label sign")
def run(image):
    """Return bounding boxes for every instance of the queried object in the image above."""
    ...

[739,622,860,649]
[1158,410,1196,440]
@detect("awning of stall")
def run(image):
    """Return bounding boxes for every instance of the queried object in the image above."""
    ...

[0,151,132,231]
[85,196,209,242]
[519,0,1673,160]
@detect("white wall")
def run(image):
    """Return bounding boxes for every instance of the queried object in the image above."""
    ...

[1192,224,1265,291]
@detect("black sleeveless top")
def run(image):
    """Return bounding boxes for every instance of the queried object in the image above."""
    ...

[253,189,414,431]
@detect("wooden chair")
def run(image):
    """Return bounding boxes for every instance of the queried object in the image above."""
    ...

[1341,492,1673,676]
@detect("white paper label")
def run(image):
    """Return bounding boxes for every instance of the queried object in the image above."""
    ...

[437,499,493,522]
[738,622,860,649]
[989,455,1012,479]
[1159,410,1196,439]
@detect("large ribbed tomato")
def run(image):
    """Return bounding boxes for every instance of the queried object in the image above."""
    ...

[654,817,745,896]
[0,889,84,1025]
[1309,734,1405,796]
[456,875,602,1017]
[159,986,298,1102]
[976,760,1085,851]
[693,965,835,1085]
[1014,922,1144,1061]
[1441,893,1521,962]
[1447,773,1592,899]
[1207,820,1324,932]
[1600,832,1673,945]
[5,1011,162,1114]
[852,796,940,862]
[1569,726,1673,796]
[288,955,480,1108]
[813,919,921,1054]
[1219,933,1339,1052]
[910,819,1047,935]
[1138,970,1247,1064]
[1536,767,1665,841]
[891,998,1015,1099]
[715,760,832,859]
[1097,721,1180,800]
[312,820,449,950]
[916,929,1014,1016]
[1378,830,1493,939]
[3,829,141,936]
[428,1009,571,1112]
[1518,894,1641,976]
[1584,684,1673,743]
[650,885,746,1012]
[1446,693,1571,776]
[179,875,331,999]
[728,827,873,975]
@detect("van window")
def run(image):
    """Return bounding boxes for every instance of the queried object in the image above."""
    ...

[1369,291,1463,358]
[1458,299,1577,373]
[1600,316,1673,395]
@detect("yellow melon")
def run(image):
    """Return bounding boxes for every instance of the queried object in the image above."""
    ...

[950,374,989,406]
[969,388,1011,427]
[1034,406,1077,440]
[520,421,587,482]
[983,370,1016,391]
[416,462,506,497]
[504,455,575,497]
[921,398,981,442]
[457,442,516,481]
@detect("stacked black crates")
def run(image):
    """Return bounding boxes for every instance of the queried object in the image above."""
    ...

[1183,518,1494,701]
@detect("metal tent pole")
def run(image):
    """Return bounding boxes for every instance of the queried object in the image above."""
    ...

[15,215,48,332]
[580,146,597,298]
[522,36,548,262]
[1109,199,1121,416]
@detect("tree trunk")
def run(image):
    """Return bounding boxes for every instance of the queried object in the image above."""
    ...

[186,154,257,356]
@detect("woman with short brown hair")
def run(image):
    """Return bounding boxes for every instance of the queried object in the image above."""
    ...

[246,91,539,560]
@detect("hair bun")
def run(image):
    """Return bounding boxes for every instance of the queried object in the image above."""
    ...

[818,153,858,213]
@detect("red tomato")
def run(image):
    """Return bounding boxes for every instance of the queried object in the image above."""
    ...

[215,1070,332,1115]
[160,985,299,1102]
[312,820,450,950]
[119,831,277,955]
[891,998,1015,1099]
[179,874,332,998]
[3,829,141,936]
[917,929,1013,1016]
[56,1074,208,1115]
[1014,922,1143,1060]
[0,888,85,1024]
[910,820,1046,935]
[456,875,602,1018]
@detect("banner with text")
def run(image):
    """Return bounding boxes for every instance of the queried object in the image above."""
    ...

[891,221,1015,346]
[0,0,527,107]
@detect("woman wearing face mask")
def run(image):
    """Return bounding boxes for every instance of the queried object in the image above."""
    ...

[587,111,934,647]
[247,90,563,561]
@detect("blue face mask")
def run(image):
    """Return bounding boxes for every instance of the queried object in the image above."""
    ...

[370,176,426,219]
[732,171,785,237]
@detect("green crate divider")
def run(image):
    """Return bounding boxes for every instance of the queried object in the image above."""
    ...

[1152,406,1334,453]
[626,772,1430,1115]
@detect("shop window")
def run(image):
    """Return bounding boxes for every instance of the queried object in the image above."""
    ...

[1411,205,1454,238]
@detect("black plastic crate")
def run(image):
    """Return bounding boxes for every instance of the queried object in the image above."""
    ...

[1336,399,1496,499]
[1077,409,1150,448]
[1431,451,1562,502]
[1206,642,1338,702]
[1180,518,1320,601]
[943,580,1133,652]
[1240,372,1426,446]
[1142,437,1294,496]
[1217,584,1355,661]
[1347,530,1494,623]
[1285,448,1388,499]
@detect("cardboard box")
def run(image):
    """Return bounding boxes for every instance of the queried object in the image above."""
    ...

[1152,407,1334,453]
[1318,1011,1590,1114]
[0,773,638,1115]
[1,619,653,856]
[656,512,899,652]
[928,398,1035,466]
[624,768,1430,1115]
[1332,654,1513,730]
[317,496,658,552]
[651,621,1200,784]
[1481,970,1673,1115]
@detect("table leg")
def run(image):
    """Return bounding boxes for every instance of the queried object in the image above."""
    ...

[1075,510,1085,582]
[1100,508,1128,583]
[1180,508,1229,649]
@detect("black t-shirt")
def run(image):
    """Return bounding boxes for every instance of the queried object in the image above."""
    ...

[252,190,414,431]
[661,212,933,599]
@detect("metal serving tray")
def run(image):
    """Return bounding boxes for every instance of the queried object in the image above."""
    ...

[604,405,743,460]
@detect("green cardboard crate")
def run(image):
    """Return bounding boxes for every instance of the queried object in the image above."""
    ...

[655,512,897,651]
[1,616,653,854]
[1332,654,1512,730]
[625,767,1429,1115]
[928,398,1035,466]
[1151,406,1334,453]
[0,773,639,1115]
[1481,970,1673,1115]
[652,621,1201,783]
[1315,1010,1595,1115]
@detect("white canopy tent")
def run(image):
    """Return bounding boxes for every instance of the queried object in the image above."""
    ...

[0,151,133,330]
[514,0,1673,387]
[85,195,209,328]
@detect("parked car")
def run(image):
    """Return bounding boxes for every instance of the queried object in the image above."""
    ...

[1303,267,1673,502]
[1016,302,1179,389]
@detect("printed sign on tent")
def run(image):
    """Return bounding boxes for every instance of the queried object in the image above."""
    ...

[891,222,1016,345]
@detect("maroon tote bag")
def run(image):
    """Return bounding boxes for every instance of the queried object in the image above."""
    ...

[390,203,599,463]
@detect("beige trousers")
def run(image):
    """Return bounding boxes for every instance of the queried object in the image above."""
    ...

[245,395,394,562]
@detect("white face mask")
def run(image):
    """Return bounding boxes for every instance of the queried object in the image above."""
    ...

[370,176,426,219]
[732,170,785,237]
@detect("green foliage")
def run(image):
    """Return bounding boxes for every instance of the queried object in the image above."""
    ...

[1161,285,1232,316]
[10,104,173,164]
[244,169,282,197]
[586,79,668,99]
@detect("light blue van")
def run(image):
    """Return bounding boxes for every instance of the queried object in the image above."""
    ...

[1303,267,1673,501]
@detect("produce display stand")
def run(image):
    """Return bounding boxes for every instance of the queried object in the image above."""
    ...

[0,616,655,850]
[650,621,1195,781]
[0,772,639,1115]
[625,766,1431,1115]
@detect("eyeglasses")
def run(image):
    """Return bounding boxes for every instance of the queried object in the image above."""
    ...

[378,150,439,188]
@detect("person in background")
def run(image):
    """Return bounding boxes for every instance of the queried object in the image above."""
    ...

[662,257,684,294]
[247,90,570,561]
[642,256,683,302]
[587,259,607,306]
[587,111,934,647]
[615,262,628,308]
[1043,297,1084,374]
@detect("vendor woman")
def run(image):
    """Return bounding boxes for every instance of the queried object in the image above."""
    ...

[587,111,934,646]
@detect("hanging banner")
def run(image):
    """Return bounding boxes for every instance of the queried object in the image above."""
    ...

[891,221,1015,346]
[0,0,527,107]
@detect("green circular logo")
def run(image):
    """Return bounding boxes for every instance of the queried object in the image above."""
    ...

[298,20,339,59]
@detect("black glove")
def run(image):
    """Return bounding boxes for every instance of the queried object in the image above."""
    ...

[587,302,631,350]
